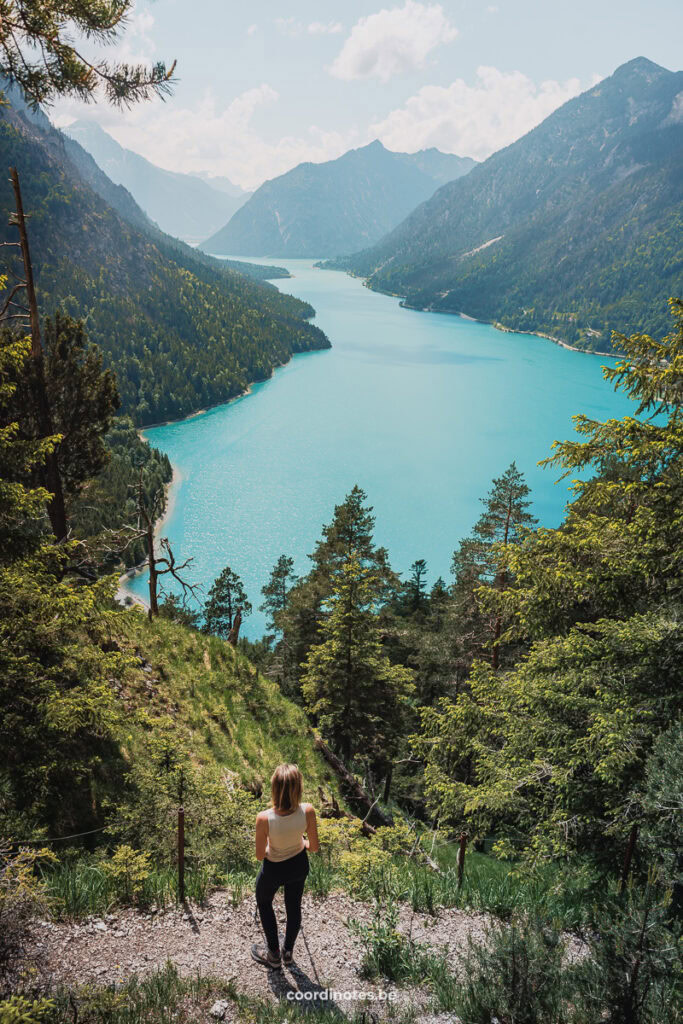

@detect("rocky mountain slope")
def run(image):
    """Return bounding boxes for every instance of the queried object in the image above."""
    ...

[332,58,683,351]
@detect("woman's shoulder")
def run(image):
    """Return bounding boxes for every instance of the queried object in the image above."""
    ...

[256,808,271,823]
[302,802,316,815]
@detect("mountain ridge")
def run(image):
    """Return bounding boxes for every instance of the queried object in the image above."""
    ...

[0,91,330,425]
[330,57,683,351]
[202,140,476,258]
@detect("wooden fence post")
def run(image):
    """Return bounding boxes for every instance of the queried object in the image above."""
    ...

[177,806,185,903]
[457,832,468,889]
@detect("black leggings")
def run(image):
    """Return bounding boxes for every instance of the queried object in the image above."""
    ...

[255,849,309,954]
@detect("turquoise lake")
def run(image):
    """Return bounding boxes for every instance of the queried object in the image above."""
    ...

[127,259,634,637]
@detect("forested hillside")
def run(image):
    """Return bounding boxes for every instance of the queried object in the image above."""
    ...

[202,140,475,258]
[0,96,330,426]
[334,58,683,351]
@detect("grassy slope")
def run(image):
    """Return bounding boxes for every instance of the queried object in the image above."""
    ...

[111,608,340,805]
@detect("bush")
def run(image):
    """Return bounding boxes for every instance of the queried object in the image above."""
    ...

[350,896,433,985]
[100,846,151,905]
[572,876,682,1024]
[0,844,54,997]
[0,996,54,1024]
[451,913,571,1024]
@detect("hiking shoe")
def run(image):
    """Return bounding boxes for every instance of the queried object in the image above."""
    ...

[281,947,294,966]
[251,944,281,969]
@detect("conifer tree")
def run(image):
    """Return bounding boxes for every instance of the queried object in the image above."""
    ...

[0,328,53,557]
[278,486,399,694]
[301,553,413,770]
[10,312,120,512]
[0,0,175,107]
[260,555,298,635]
[203,565,252,639]
[451,462,536,670]
[403,558,429,614]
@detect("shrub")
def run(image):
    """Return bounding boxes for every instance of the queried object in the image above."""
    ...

[0,996,54,1024]
[100,845,151,905]
[341,846,393,899]
[350,896,430,984]
[0,844,54,997]
[572,876,682,1024]
[451,913,571,1024]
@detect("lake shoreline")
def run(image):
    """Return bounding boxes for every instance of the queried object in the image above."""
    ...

[328,266,618,358]
[398,298,616,359]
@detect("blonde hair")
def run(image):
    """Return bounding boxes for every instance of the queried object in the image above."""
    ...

[271,763,303,813]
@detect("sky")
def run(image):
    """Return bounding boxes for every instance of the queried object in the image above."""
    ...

[52,0,683,191]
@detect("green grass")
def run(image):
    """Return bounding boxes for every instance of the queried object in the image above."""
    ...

[306,843,599,931]
[109,610,343,806]
[40,859,216,919]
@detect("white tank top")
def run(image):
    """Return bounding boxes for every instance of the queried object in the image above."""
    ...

[265,804,306,862]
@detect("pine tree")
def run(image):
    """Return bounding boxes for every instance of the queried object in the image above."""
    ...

[203,565,252,639]
[301,553,413,769]
[260,555,298,635]
[451,462,537,670]
[0,0,175,107]
[0,328,53,558]
[403,558,429,615]
[278,486,399,694]
[10,312,120,512]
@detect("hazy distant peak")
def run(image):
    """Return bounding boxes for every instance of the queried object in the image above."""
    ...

[65,119,249,242]
[611,56,672,81]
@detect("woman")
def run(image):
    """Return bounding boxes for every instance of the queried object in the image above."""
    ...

[251,763,320,969]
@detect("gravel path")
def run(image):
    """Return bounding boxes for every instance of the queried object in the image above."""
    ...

[31,889,487,1018]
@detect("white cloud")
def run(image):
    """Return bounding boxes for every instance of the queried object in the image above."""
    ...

[308,21,343,35]
[54,85,357,190]
[486,5,499,13]
[330,1,458,82]
[247,23,258,36]
[371,66,597,160]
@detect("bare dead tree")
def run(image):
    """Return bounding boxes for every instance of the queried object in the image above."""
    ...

[135,472,199,619]
[1,167,67,539]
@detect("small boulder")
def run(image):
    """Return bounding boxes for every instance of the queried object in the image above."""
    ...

[210,1000,231,1019]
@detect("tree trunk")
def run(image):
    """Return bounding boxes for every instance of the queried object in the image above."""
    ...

[145,518,159,620]
[227,607,242,646]
[10,167,67,541]
[314,735,392,826]
[383,763,393,803]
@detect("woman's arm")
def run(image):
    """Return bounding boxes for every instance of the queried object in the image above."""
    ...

[255,811,268,861]
[304,804,320,853]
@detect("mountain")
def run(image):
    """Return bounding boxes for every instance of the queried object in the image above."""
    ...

[66,120,251,242]
[0,91,329,426]
[201,141,476,258]
[333,58,683,352]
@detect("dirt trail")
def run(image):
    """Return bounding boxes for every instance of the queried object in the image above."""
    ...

[32,889,486,1018]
